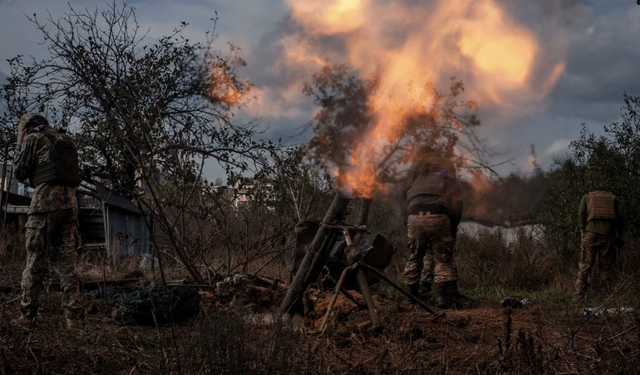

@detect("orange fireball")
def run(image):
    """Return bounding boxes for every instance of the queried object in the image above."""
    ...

[282,0,566,197]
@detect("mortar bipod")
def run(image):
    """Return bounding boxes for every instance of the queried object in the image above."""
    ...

[318,224,380,332]
[318,224,445,333]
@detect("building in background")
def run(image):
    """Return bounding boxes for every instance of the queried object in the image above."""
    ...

[1,165,18,194]
[205,176,276,209]
[1,177,151,263]
[76,180,151,261]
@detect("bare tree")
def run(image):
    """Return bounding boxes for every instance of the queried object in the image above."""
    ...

[0,1,277,283]
[0,0,271,197]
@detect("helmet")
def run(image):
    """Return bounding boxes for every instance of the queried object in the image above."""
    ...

[17,113,49,136]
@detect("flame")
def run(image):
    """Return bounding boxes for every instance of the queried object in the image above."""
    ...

[468,171,491,193]
[284,0,566,197]
[208,66,248,108]
[285,0,369,34]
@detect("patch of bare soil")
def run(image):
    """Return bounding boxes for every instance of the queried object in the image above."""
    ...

[1,283,639,374]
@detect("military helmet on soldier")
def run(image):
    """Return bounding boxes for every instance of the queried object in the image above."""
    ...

[17,113,49,136]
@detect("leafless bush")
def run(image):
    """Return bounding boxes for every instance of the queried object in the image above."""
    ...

[174,311,324,374]
[0,224,25,267]
[457,231,562,291]
[0,300,326,374]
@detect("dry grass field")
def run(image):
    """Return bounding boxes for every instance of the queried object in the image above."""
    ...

[1,226,639,375]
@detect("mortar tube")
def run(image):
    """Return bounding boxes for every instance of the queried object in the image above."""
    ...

[357,198,373,226]
[279,189,351,315]
[303,229,338,286]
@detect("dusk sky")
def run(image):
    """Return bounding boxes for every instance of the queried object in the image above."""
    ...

[1,0,638,180]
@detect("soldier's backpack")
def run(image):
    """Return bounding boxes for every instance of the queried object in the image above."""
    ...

[31,130,82,187]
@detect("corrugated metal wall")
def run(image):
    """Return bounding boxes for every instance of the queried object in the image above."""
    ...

[78,207,106,245]
[106,206,150,260]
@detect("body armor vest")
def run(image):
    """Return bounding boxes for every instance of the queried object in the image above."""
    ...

[587,191,616,222]
[407,172,446,202]
[31,130,82,187]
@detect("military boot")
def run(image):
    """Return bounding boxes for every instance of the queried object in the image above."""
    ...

[435,282,449,309]
[406,283,420,303]
[446,280,470,308]
[418,282,433,303]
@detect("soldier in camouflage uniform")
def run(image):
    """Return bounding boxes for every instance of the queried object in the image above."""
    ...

[401,154,464,309]
[573,190,624,303]
[12,113,83,329]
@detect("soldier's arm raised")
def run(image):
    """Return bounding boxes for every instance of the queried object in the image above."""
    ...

[13,135,37,184]
[578,195,587,237]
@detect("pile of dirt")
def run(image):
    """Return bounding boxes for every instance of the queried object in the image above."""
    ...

[302,288,389,331]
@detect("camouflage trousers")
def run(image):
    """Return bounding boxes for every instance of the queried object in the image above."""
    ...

[573,231,617,303]
[21,208,82,319]
[402,213,458,288]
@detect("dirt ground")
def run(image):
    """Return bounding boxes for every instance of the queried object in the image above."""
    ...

[0,276,638,375]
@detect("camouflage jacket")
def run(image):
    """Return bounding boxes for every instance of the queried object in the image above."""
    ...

[13,125,77,214]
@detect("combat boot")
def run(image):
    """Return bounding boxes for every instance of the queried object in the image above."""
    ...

[418,282,434,303]
[435,282,449,309]
[446,280,470,308]
[406,283,420,303]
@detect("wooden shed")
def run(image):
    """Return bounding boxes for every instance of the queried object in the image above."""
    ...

[1,189,31,227]
[2,179,151,261]
[76,180,151,260]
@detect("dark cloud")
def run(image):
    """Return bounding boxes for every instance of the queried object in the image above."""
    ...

[244,15,347,89]
[524,3,640,167]
[243,15,301,87]
[551,17,640,105]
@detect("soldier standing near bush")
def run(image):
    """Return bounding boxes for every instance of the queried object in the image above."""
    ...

[401,151,465,309]
[12,113,83,329]
[573,190,624,303]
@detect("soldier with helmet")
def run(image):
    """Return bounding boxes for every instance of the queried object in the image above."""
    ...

[401,150,465,309]
[12,113,83,329]
[573,190,624,303]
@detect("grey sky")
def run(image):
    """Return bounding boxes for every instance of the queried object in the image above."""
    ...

[1,0,638,180]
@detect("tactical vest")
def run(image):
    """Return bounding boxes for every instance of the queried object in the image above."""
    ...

[587,191,616,222]
[31,130,82,187]
[407,172,447,202]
